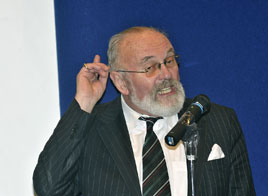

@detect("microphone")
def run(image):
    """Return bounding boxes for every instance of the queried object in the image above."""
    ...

[165,94,211,146]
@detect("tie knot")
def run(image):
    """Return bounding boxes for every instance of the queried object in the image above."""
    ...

[139,116,163,130]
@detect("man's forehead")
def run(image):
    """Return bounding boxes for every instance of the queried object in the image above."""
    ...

[117,30,174,67]
[140,48,175,63]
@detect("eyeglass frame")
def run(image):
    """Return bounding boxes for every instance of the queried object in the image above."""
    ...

[109,54,180,76]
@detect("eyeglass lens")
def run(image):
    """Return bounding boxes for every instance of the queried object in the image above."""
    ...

[145,55,179,77]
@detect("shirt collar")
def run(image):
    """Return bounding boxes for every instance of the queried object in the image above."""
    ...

[121,95,145,135]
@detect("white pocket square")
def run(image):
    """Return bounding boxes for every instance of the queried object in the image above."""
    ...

[207,144,225,161]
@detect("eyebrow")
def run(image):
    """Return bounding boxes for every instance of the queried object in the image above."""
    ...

[139,48,175,64]
[166,48,175,55]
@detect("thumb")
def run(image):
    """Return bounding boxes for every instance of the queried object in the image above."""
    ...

[93,54,101,63]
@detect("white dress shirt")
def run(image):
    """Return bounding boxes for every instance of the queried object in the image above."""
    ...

[121,96,188,196]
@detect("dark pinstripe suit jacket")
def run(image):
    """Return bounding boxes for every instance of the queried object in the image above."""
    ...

[33,97,255,196]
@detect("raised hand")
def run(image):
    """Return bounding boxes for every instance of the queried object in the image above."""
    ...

[75,54,109,113]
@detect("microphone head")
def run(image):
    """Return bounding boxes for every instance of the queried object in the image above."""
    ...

[165,94,211,147]
[193,94,211,114]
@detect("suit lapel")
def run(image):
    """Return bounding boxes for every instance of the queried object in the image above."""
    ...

[97,97,141,196]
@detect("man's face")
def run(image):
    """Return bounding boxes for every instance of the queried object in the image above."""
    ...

[118,30,185,116]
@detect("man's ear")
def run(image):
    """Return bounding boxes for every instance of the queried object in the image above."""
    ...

[110,72,129,95]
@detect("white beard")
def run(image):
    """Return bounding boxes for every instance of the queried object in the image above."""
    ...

[128,79,185,117]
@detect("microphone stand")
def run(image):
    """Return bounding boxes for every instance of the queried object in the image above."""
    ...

[183,123,199,196]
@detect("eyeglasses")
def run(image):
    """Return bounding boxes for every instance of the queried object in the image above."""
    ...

[110,54,180,77]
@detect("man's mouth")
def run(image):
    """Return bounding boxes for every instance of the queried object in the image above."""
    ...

[158,87,172,95]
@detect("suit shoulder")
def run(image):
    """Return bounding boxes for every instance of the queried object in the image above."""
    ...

[184,97,236,116]
[210,102,235,112]
[208,102,237,119]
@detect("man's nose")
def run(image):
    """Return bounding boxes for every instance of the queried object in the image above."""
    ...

[158,63,171,79]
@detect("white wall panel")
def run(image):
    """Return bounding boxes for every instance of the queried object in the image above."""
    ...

[0,1,59,195]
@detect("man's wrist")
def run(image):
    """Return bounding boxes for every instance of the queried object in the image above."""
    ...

[74,95,97,113]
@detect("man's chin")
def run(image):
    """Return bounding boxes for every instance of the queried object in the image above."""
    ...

[157,91,185,116]
[129,81,185,116]
[156,93,180,105]
[142,95,185,117]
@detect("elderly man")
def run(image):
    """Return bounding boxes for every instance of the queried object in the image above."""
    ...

[33,26,255,196]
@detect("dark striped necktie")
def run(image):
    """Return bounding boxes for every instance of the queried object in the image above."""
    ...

[139,116,171,196]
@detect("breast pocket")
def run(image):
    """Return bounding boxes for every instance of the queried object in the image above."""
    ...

[198,158,229,196]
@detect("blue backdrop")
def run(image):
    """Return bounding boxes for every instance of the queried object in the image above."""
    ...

[54,0,268,195]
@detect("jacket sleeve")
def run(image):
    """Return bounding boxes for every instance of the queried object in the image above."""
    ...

[227,109,256,196]
[33,99,93,196]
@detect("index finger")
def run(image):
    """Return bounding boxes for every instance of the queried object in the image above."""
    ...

[93,54,101,63]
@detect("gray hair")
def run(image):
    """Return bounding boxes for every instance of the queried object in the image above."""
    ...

[107,26,167,70]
